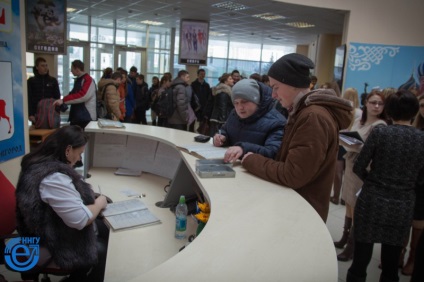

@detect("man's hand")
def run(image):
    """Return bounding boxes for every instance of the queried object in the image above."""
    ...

[213,133,226,147]
[53,99,63,107]
[241,152,254,163]
[224,146,243,163]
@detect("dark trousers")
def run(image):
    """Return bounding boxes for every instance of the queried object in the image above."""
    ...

[168,123,187,131]
[68,219,109,282]
[70,120,90,130]
[134,107,147,125]
[157,117,167,127]
[412,231,424,281]
[348,241,402,281]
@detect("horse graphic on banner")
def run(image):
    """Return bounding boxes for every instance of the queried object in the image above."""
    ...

[0,99,12,134]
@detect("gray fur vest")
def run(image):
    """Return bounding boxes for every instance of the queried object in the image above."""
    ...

[16,161,97,270]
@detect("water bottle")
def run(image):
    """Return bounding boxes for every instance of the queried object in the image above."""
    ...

[175,195,188,239]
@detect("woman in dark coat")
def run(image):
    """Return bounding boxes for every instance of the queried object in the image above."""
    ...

[209,73,234,135]
[347,90,424,282]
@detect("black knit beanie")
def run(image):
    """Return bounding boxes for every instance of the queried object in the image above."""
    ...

[268,53,315,88]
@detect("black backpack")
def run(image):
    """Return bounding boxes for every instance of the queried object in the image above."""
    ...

[156,87,175,118]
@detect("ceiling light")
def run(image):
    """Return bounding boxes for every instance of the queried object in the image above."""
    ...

[212,1,248,11]
[285,22,315,28]
[67,7,77,13]
[140,20,164,26]
[252,13,285,21]
[210,31,226,36]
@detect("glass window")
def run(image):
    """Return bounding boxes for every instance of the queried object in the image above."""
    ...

[69,23,88,41]
[147,50,170,75]
[228,42,261,61]
[90,43,114,82]
[91,27,114,44]
[116,29,126,45]
[127,31,143,46]
[208,39,228,59]
[261,44,295,62]
[227,59,260,78]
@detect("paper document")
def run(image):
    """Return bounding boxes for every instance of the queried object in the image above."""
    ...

[179,143,227,159]
[102,199,160,230]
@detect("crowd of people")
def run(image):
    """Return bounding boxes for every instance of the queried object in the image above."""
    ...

[22,54,424,282]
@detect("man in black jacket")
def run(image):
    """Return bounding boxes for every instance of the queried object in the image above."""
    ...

[191,69,212,131]
[27,57,61,123]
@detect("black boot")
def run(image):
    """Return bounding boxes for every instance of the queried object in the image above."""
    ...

[334,216,352,249]
[346,270,366,282]
[338,225,355,261]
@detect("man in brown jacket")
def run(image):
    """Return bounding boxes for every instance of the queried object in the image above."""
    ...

[242,53,353,222]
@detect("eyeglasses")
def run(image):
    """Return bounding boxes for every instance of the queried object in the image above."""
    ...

[368,101,384,106]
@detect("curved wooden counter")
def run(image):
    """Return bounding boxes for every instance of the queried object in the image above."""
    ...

[85,122,337,282]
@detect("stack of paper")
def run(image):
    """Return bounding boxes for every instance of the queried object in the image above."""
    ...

[102,198,161,231]
[97,119,125,128]
[178,143,227,159]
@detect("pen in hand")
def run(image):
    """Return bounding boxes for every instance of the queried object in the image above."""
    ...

[98,185,102,196]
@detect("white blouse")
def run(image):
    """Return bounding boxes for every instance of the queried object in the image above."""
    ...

[40,172,93,230]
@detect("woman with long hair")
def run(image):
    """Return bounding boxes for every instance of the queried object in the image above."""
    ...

[209,73,234,136]
[335,90,387,261]
[16,125,108,281]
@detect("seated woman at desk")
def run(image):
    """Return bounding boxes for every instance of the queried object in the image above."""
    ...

[213,79,286,163]
[16,125,108,282]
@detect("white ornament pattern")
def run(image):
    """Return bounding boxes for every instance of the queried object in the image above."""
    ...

[348,45,400,71]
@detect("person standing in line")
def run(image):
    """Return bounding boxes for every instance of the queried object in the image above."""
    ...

[54,60,96,129]
[347,90,424,282]
[149,76,160,125]
[133,74,150,125]
[27,57,61,124]
[191,69,212,132]
[335,90,387,262]
[209,73,234,136]
[231,70,241,84]
[331,88,362,206]
[97,71,122,121]
[403,94,424,277]
[167,70,196,131]
[241,53,353,222]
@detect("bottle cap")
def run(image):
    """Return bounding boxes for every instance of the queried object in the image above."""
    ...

[179,195,185,204]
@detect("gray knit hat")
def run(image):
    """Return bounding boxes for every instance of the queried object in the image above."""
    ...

[268,53,314,88]
[231,79,260,105]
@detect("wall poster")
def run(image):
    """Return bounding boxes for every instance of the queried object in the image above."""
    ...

[0,0,25,162]
[344,42,424,97]
[26,0,67,54]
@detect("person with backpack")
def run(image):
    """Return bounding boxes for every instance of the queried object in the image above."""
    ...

[27,57,61,126]
[54,60,96,129]
[154,75,172,127]
[167,70,196,131]
[133,74,150,124]
[97,71,122,121]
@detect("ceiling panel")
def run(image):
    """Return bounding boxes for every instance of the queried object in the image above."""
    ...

[67,0,347,45]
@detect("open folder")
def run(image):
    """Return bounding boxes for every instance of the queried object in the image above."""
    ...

[339,131,364,145]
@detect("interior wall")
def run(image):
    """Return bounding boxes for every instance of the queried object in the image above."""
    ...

[315,34,342,86]
[0,0,27,185]
[279,0,424,46]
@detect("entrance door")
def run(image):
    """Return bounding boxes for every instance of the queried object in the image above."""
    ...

[114,46,147,75]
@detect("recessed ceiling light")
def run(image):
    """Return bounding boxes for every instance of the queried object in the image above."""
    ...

[67,7,77,13]
[140,20,164,26]
[210,31,226,36]
[285,22,315,28]
[252,13,285,21]
[212,1,248,11]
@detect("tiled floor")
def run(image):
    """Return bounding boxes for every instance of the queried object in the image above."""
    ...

[327,201,412,282]
[1,201,414,281]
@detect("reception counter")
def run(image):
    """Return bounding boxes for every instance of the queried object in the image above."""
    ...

[84,122,337,281]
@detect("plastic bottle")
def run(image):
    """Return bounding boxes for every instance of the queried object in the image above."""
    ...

[175,195,188,239]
